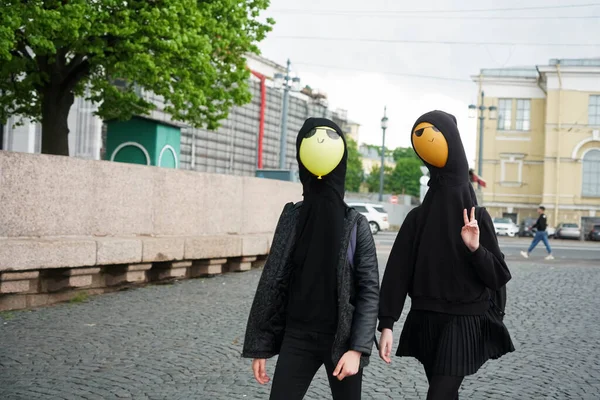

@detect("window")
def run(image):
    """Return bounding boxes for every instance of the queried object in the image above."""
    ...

[504,162,519,182]
[500,154,524,186]
[373,206,387,214]
[582,149,600,197]
[515,99,531,131]
[590,95,600,126]
[352,205,368,213]
[497,99,512,130]
[502,213,518,224]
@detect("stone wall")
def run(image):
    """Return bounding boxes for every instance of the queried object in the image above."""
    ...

[0,151,302,310]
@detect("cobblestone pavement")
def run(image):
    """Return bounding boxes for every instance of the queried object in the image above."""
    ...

[1,240,600,399]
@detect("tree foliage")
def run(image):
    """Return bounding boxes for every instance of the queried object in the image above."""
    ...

[365,146,423,196]
[0,0,273,155]
[389,157,422,197]
[365,164,394,193]
[392,146,419,162]
[345,137,363,192]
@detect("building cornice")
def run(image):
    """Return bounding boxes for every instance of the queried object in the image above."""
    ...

[470,75,539,86]
[538,66,600,75]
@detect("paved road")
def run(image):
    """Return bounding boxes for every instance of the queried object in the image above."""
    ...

[1,236,599,399]
[376,232,600,262]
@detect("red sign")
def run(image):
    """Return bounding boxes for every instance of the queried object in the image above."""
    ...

[390,195,398,204]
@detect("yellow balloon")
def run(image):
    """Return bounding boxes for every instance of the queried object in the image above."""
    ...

[299,126,345,179]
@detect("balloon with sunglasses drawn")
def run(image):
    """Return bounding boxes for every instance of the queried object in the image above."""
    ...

[298,126,345,179]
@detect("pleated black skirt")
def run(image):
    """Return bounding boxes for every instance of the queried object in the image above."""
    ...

[397,304,515,377]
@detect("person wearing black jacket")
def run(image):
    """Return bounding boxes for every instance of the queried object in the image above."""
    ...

[378,111,515,400]
[520,206,554,260]
[242,118,379,400]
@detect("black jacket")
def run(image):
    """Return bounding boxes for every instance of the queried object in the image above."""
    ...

[533,214,548,231]
[242,202,379,368]
[379,206,511,331]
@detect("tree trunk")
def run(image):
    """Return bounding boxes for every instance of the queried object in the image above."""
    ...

[41,87,75,156]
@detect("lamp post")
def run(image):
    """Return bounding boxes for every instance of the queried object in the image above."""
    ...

[468,91,497,188]
[274,59,301,170]
[379,106,389,202]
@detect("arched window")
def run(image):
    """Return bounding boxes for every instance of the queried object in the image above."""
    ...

[582,149,600,197]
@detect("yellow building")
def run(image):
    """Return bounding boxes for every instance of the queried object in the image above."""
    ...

[472,58,600,233]
[359,144,396,176]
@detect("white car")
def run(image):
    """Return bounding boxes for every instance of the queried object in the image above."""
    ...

[348,203,390,235]
[493,217,519,237]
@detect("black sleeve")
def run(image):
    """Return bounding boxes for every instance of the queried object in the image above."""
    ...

[377,208,418,332]
[467,208,512,291]
[349,215,380,355]
[242,202,294,359]
[539,215,547,231]
[532,216,540,230]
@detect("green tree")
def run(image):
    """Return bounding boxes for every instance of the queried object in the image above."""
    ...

[389,157,422,197]
[0,0,273,155]
[365,164,393,193]
[392,146,419,161]
[345,137,363,192]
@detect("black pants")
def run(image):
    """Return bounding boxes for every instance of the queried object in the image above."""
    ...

[270,329,362,400]
[424,366,464,400]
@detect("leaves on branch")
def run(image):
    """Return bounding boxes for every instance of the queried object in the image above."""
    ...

[0,0,274,136]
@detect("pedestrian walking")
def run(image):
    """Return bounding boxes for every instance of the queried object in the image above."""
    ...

[242,117,379,400]
[378,111,515,400]
[521,206,554,260]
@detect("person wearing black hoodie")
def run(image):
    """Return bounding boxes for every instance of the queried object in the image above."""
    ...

[378,111,515,399]
[242,118,379,400]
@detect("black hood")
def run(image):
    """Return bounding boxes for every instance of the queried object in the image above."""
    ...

[296,117,348,201]
[411,110,469,187]
[290,117,348,331]
[409,110,478,291]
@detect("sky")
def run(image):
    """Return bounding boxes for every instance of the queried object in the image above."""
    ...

[257,0,600,166]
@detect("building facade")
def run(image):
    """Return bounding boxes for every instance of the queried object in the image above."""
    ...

[473,58,600,234]
[359,144,396,177]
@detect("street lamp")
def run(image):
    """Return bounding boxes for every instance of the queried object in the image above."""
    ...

[274,59,301,170]
[468,91,497,187]
[379,106,389,202]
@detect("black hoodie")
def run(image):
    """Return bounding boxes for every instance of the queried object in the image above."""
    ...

[378,111,511,331]
[287,117,348,334]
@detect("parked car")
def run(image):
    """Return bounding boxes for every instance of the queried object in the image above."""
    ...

[586,225,600,241]
[518,218,537,237]
[493,217,519,237]
[348,203,390,235]
[555,223,582,240]
[518,218,555,238]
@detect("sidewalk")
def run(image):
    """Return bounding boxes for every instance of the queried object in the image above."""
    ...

[1,257,599,399]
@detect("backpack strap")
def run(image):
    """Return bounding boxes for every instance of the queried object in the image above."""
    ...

[345,220,379,349]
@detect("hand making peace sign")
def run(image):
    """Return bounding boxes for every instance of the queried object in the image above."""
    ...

[461,207,480,252]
